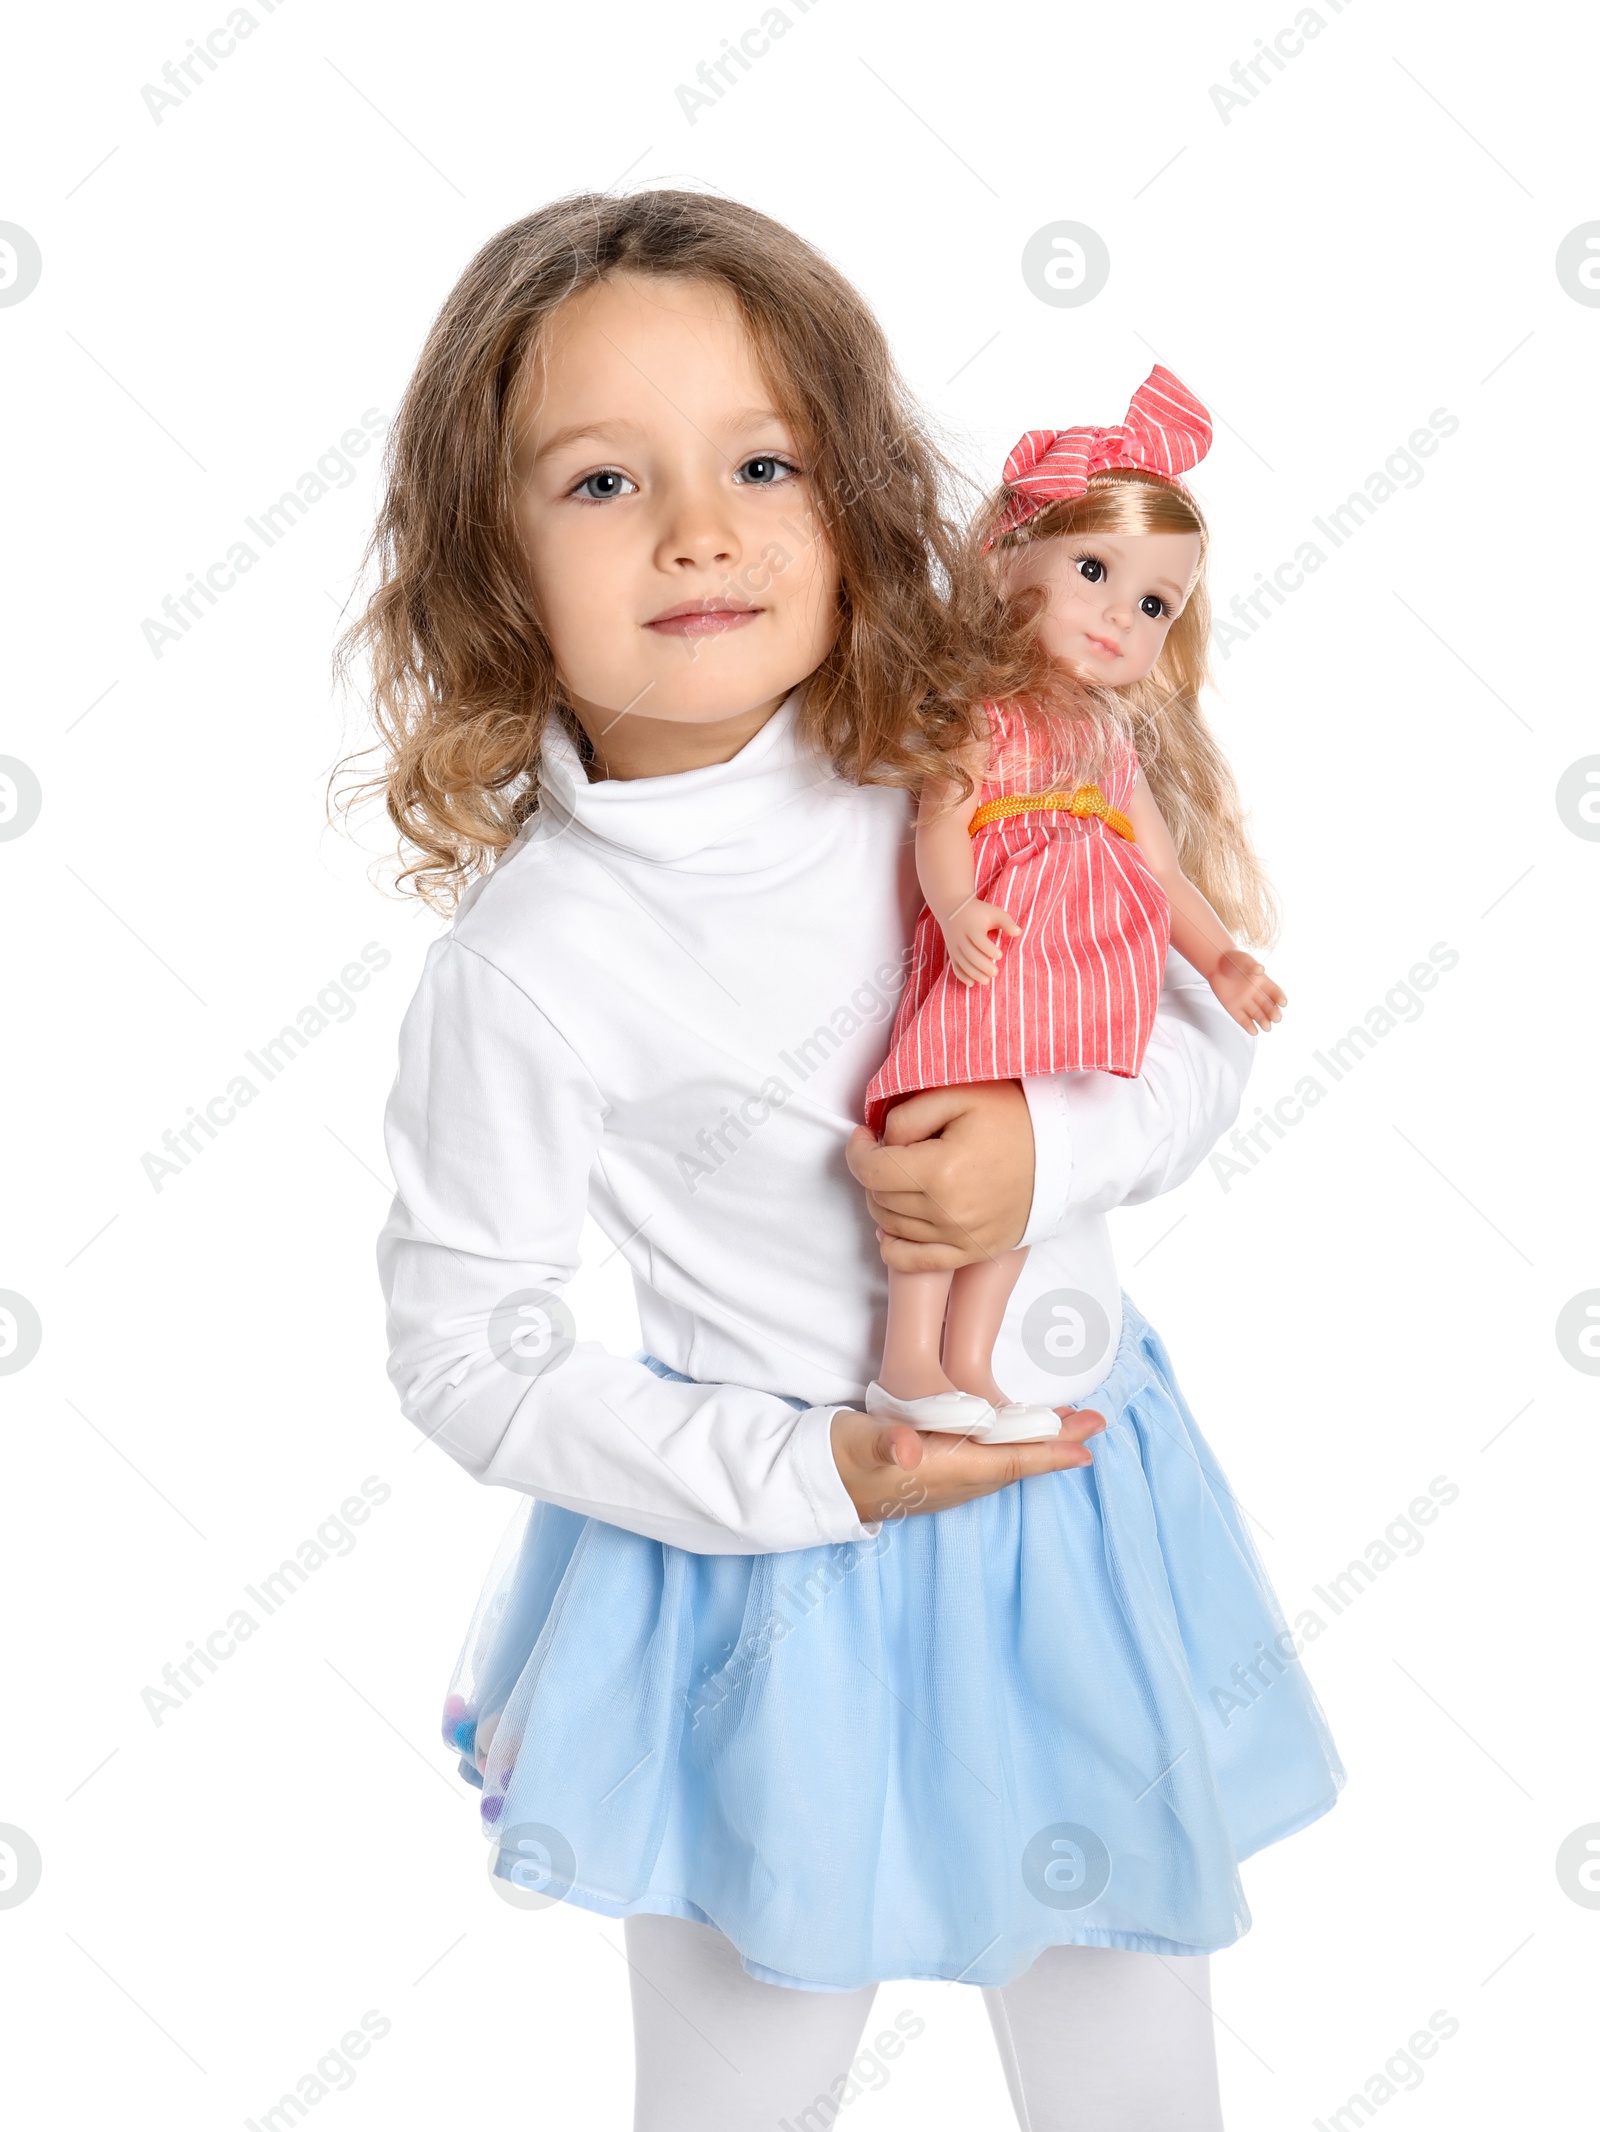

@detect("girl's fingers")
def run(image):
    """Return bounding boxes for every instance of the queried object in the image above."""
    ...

[888,1425,1103,1506]
[868,1210,950,1240]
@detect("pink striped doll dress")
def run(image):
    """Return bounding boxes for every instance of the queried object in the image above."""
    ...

[863,704,1170,1136]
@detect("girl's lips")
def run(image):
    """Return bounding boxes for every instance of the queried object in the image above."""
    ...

[1084,633,1122,660]
[644,606,762,637]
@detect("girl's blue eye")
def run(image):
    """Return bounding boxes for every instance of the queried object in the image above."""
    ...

[736,455,796,485]
[574,469,635,500]
[1139,594,1167,619]
[1075,555,1105,584]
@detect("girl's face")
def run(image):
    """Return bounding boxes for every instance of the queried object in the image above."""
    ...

[512,273,841,760]
[995,526,1202,689]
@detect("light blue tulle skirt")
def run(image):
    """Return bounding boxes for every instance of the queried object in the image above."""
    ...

[441,1298,1345,1991]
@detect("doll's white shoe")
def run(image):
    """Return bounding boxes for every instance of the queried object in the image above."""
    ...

[980,1402,1064,1444]
[865,1381,997,1435]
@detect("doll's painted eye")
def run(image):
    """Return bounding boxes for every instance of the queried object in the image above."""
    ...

[1139,594,1167,619]
[572,469,636,501]
[1074,555,1105,584]
[734,454,799,486]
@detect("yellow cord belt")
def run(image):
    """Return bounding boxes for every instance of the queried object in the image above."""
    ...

[968,784,1135,842]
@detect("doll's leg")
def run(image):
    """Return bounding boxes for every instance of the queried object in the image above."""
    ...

[624,1912,878,2132]
[878,1263,963,1400]
[982,1944,1224,2130]
[940,1247,1030,1406]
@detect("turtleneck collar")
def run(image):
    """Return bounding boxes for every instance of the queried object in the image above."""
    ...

[532,686,840,871]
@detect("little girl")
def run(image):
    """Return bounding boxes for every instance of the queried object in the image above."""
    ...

[863,369,1287,1443]
[351,192,1343,2132]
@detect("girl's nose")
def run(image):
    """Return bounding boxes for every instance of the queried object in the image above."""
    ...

[655,476,743,572]
[658,517,740,571]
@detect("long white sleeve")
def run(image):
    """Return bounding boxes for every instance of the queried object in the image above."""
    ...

[377,937,878,1556]
[1018,949,1252,1240]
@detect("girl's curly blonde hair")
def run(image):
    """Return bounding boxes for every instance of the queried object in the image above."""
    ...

[332,188,1014,912]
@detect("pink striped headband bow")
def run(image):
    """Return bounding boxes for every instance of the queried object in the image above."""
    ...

[986,365,1213,547]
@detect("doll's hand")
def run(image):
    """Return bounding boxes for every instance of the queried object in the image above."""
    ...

[1210,949,1286,1033]
[940,899,1021,985]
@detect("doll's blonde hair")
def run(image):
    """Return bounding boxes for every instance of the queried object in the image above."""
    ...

[967,468,1279,946]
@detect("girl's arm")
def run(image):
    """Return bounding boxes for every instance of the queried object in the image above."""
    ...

[378,938,881,1556]
[916,740,1020,987]
[1124,768,1285,1035]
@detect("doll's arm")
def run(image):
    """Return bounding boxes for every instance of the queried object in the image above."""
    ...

[1124,769,1285,1035]
[916,748,1020,986]
[378,938,879,1556]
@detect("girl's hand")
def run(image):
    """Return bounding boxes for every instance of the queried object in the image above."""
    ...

[846,1080,1035,1272]
[940,899,1021,985]
[1210,949,1286,1033]
[830,1406,1105,1524]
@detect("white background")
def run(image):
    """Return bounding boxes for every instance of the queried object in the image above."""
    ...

[2,0,1596,2125]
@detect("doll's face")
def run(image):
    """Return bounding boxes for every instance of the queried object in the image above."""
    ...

[512,272,841,752]
[995,526,1202,687]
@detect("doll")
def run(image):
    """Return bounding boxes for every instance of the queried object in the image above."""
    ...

[862,367,1285,1443]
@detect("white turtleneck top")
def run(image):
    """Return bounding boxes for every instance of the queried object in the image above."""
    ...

[377,692,1250,1554]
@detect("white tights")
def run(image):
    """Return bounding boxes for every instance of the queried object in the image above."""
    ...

[623,1912,1225,2131]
